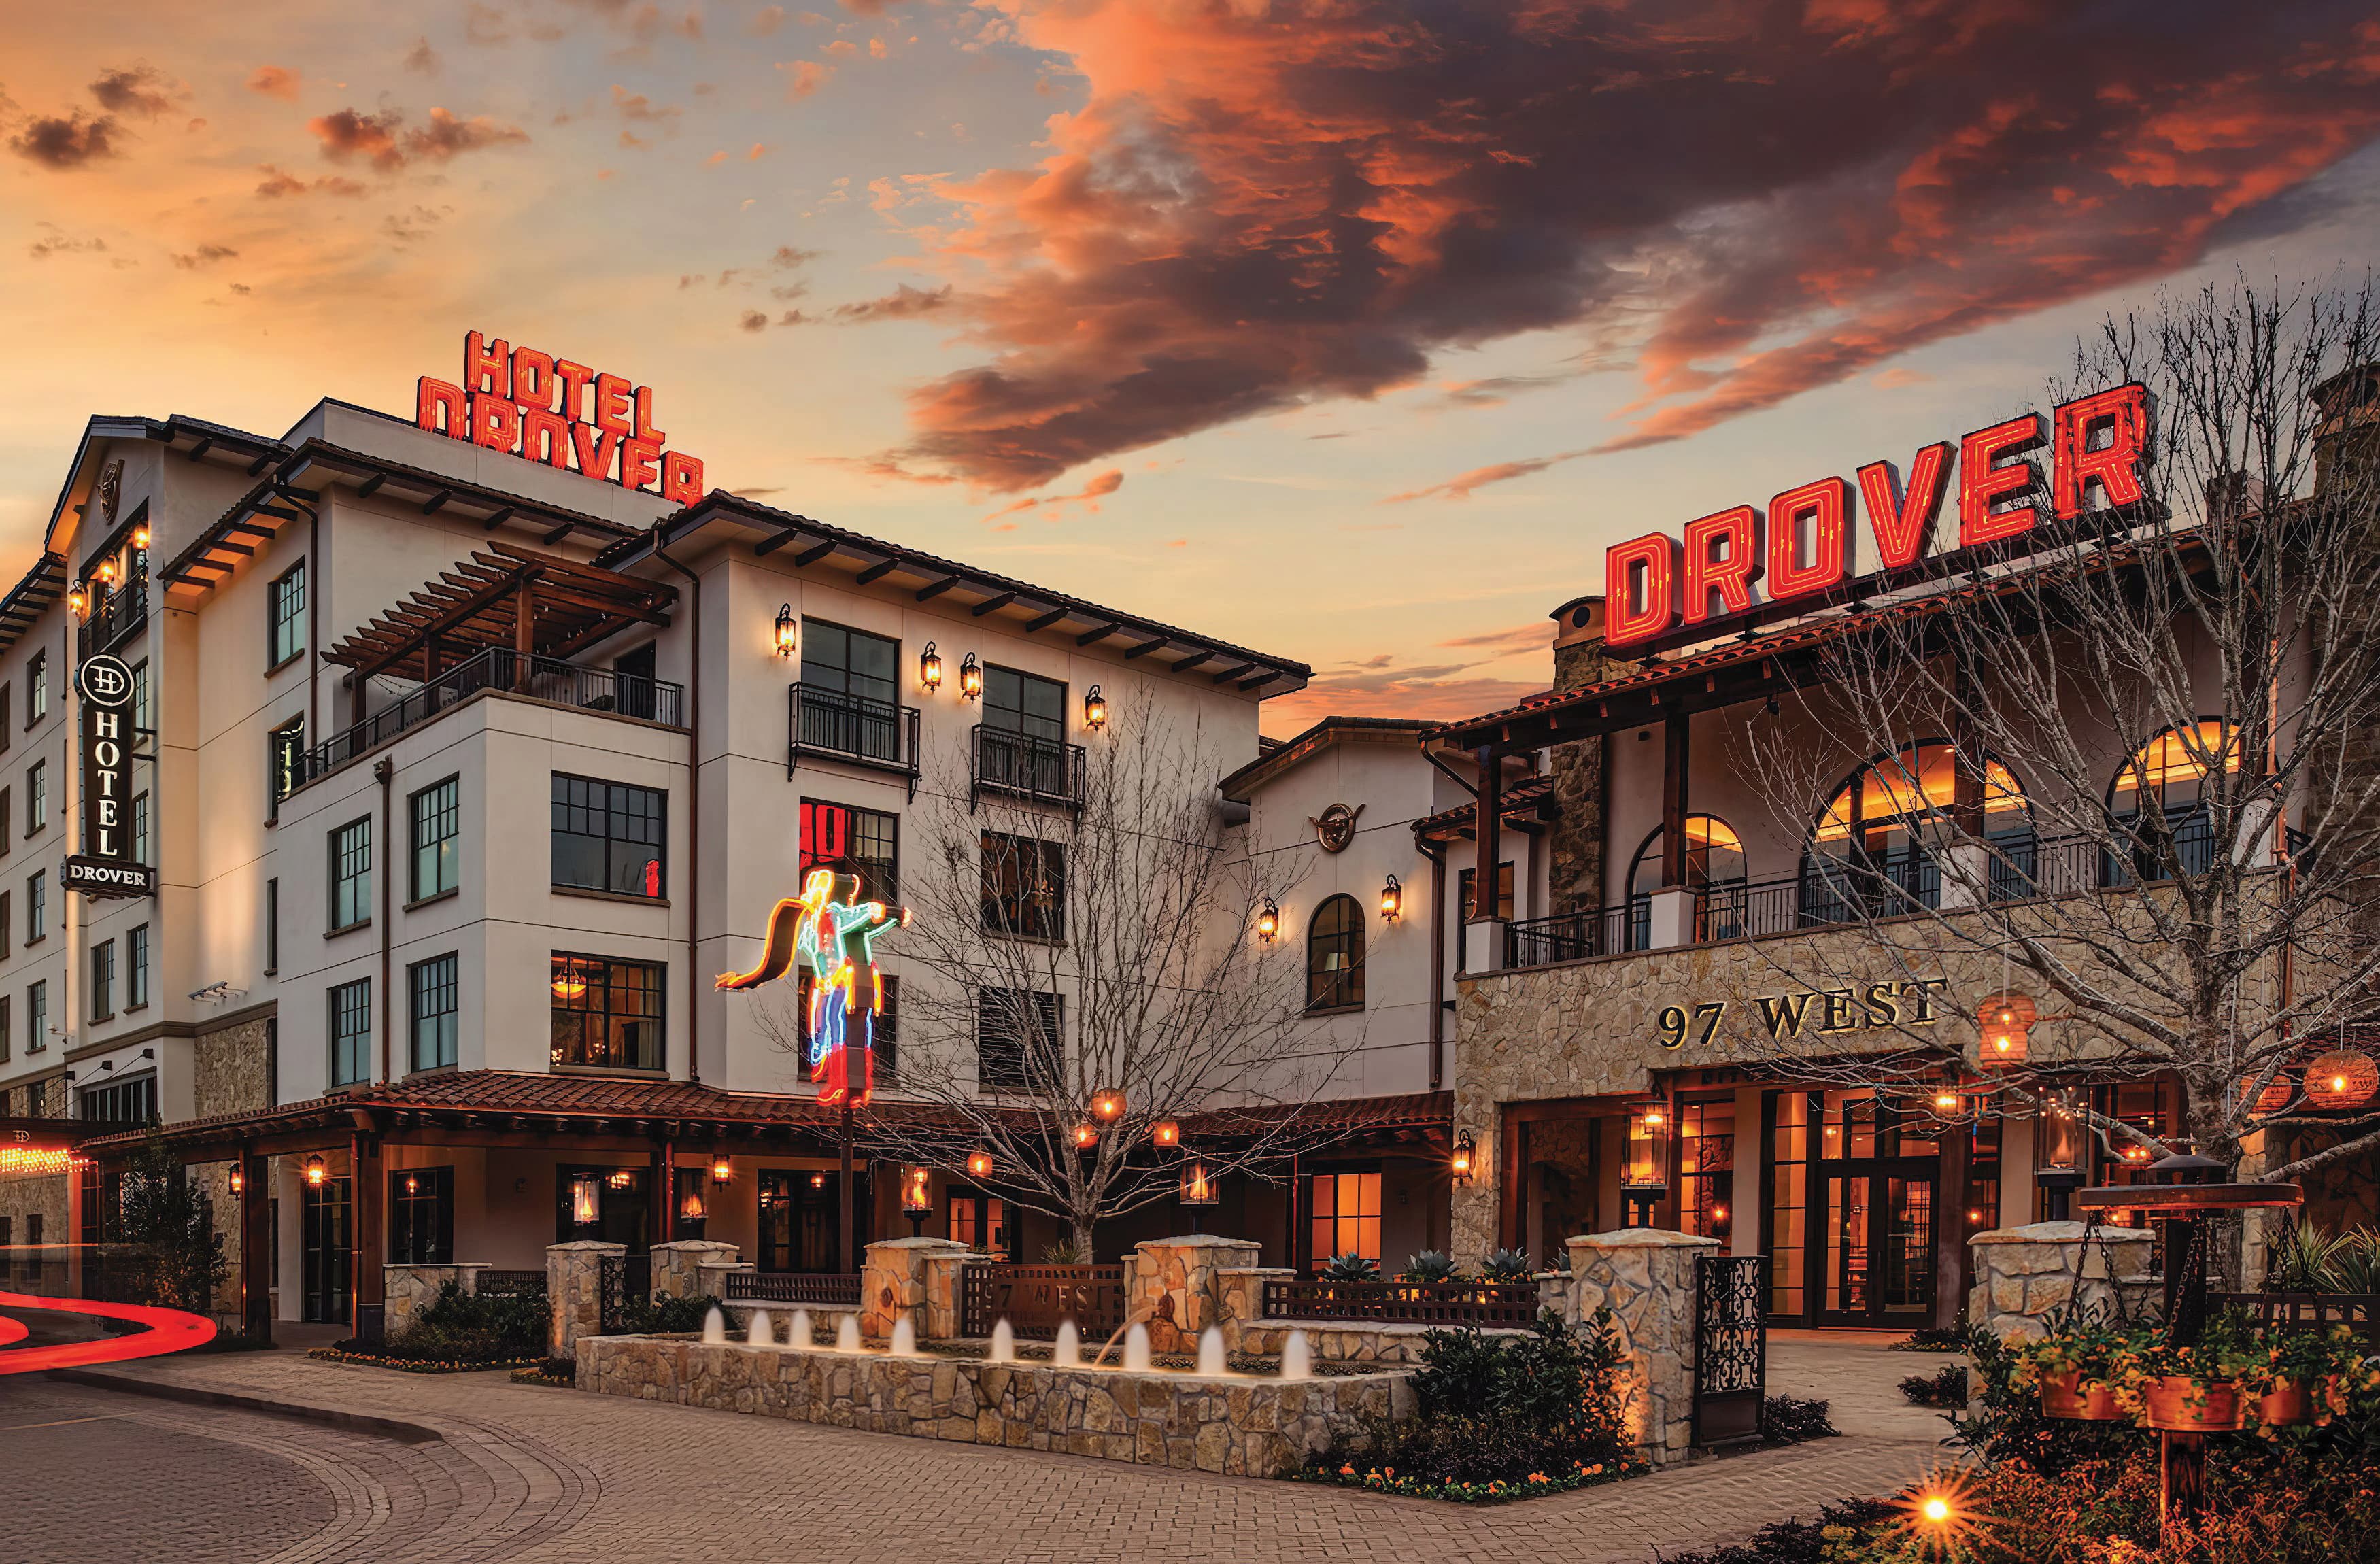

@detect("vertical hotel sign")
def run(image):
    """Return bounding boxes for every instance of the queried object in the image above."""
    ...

[63,653,154,898]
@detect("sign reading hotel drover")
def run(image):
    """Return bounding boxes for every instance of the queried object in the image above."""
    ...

[68,652,153,898]
[415,332,708,505]
[1603,383,2152,650]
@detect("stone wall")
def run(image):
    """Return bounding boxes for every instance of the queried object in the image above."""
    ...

[651,1240,737,1300]
[1969,1221,2157,1340]
[384,1263,488,1336]
[860,1237,970,1338]
[194,1015,274,1119]
[577,1333,1413,1478]
[1129,1236,1259,1355]
[1563,1229,1714,1468]
[547,1240,622,1357]
[1236,1319,1527,1366]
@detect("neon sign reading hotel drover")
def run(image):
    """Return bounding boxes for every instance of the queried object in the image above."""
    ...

[1603,383,2151,650]
[415,332,707,505]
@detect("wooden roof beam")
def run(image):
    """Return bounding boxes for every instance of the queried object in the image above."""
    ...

[970,591,1017,617]
[1170,651,1212,673]
[792,540,837,567]
[356,473,386,500]
[915,576,961,602]
[1123,637,1167,660]
[1076,623,1119,647]
[1024,607,1069,634]
[421,489,452,515]
[855,558,898,585]
[1209,662,1255,684]
[479,506,515,532]
[751,528,801,557]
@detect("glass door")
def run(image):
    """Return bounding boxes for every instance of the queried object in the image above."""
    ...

[300,1176,351,1325]
[758,1169,870,1271]
[1809,1090,1937,1327]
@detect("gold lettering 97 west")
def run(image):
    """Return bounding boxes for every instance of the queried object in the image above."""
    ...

[1654,979,1954,1049]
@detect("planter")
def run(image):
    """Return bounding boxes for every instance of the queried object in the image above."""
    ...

[2040,1369,2126,1421]
[2255,1376,2341,1427]
[2142,1374,2248,1433]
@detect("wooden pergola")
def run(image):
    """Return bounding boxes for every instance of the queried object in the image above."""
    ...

[322,541,676,719]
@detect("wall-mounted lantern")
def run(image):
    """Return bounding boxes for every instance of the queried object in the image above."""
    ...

[1380,874,1402,923]
[66,587,86,617]
[1621,1106,1669,1227]
[966,1148,994,1179]
[1151,1120,1180,1149]
[228,1164,245,1195]
[305,1154,326,1188]
[94,559,117,587]
[774,602,798,658]
[131,523,150,552]
[919,641,944,692]
[1450,1130,1476,1185]
[1255,898,1279,942]
[711,1154,732,1183]
[1083,685,1107,730]
[959,652,983,700]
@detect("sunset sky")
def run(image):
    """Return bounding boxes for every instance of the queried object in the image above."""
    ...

[5,0,2377,731]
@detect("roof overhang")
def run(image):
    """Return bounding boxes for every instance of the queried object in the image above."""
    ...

[1217,716,1435,802]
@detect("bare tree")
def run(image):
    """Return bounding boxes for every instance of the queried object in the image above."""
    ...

[1709,277,2380,1199]
[753,693,1378,1259]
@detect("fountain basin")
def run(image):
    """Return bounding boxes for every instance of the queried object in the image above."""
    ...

[576,1333,1413,1477]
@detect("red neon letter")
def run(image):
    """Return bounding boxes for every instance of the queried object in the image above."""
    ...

[464,331,512,398]
[1765,477,1852,601]
[470,392,521,454]
[553,360,596,424]
[620,437,660,492]
[593,373,634,437]
[522,408,571,467]
[1680,505,1761,624]
[633,385,668,446]
[2052,383,2150,521]
[1856,443,1952,571]
[570,421,624,481]
[512,347,556,415]
[661,452,705,506]
[1959,413,2045,547]
[1605,533,1680,648]
[415,377,467,439]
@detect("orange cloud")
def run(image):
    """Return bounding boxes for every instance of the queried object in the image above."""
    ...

[778,59,834,98]
[247,65,302,101]
[1384,452,1585,504]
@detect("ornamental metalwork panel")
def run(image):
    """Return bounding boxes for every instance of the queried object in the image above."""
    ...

[597,1253,651,1335]
[1693,1253,1767,1450]
[1259,1278,1541,1328]
[959,1263,1124,1340]
[725,1271,864,1308]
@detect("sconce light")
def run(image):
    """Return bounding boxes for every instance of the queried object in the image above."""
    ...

[774,602,797,659]
[404,1173,420,1197]
[67,587,86,617]
[131,523,150,551]
[1091,1089,1125,1122]
[1178,1158,1219,1208]
[304,1154,326,1188]
[809,1172,827,1190]
[1255,898,1279,942]
[607,1168,635,1190]
[711,1155,732,1183]
[1151,1120,1180,1149]
[1380,874,1402,923]
[228,1165,245,1195]
[1450,1130,1476,1185]
[94,559,116,586]
[1622,1106,1669,1226]
[1070,1124,1098,1149]
[571,1173,600,1224]
[966,1148,994,1180]
[959,652,983,700]
[919,641,944,692]
[1083,685,1107,730]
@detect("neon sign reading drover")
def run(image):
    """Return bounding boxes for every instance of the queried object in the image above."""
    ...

[1603,384,2151,649]
[415,332,708,505]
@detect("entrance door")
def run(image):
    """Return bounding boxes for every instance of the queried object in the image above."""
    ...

[1811,1091,1937,1326]
[758,1170,870,1271]
[300,1176,352,1325]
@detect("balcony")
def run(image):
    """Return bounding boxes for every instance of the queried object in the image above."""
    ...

[286,647,685,794]
[971,725,1087,813]
[787,683,921,794]
[78,570,146,658]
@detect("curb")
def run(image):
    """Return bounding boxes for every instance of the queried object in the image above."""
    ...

[48,1366,446,1445]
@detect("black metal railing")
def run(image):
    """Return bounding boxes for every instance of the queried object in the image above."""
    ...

[2213,1291,2380,1343]
[288,648,685,794]
[598,1251,653,1333]
[1699,878,1798,939]
[788,683,921,781]
[958,1262,1125,1339]
[1259,1277,1540,1327]
[78,571,147,658]
[475,1269,547,1297]
[724,1270,863,1308]
[1503,905,1633,968]
[971,726,1087,811]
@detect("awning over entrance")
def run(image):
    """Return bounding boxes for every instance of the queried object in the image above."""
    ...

[322,541,675,687]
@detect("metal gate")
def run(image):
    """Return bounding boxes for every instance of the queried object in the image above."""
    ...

[1693,1254,1767,1450]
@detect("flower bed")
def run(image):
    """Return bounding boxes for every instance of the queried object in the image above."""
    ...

[309,1346,541,1374]
[1304,1456,1632,1504]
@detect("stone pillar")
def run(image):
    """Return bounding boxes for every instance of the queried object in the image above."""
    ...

[382,1262,486,1338]
[1565,1229,1718,1468]
[1214,1265,1297,1353]
[860,1236,970,1339]
[696,1260,755,1299]
[1532,1268,1574,1324]
[1969,1221,2156,1340]
[650,1239,738,1301]
[1129,1236,1262,1355]
[548,1240,624,1358]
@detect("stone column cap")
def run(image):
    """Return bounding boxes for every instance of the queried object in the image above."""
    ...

[866,1236,971,1253]
[1567,1229,1720,1250]
[696,1259,758,1272]
[1217,1266,1298,1278]
[547,1240,630,1254]
[1971,1221,2154,1246]
[652,1239,740,1255]
[1134,1234,1262,1253]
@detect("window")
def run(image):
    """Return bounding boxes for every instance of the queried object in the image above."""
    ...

[0,786,11,853]
[389,1166,454,1264]
[131,792,150,866]
[25,760,44,836]
[551,774,666,899]
[126,924,149,1010]
[0,890,11,957]
[1456,860,1514,921]
[795,622,906,765]
[25,980,43,1051]
[269,716,305,811]
[79,1073,156,1125]
[0,681,10,749]
[265,877,280,974]
[0,994,10,1064]
[980,831,1065,940]
[549,954,664,1072]
[1308,1171,1382,1268]
[1803,743,2028,921]
[328,817,372,932]
[328,978,372,1087]
[1306,894,1365,1010]
[88,939,114,1021]
[800,621,900,707]
[1676,1097,1735,1244]
[976,985,1061,1092]
[409,777,460,902]
[800,800,898,904]
[981,665,1066,741]
[2108,721,2235,885]
[26,871,45,944]
[269,563,306,668]
[131,660,150,736]
[28,651,46,726]
[409,953,459,1072]
[1630,815,1748,945]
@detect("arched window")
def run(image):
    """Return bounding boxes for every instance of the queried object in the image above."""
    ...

[1801,743,2027,922]
[1629,815,1747,945]
[1307,894,1365,1011]
[2107,720,2236,883]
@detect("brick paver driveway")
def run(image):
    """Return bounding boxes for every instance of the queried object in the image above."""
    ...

[5,1344,1951,1564]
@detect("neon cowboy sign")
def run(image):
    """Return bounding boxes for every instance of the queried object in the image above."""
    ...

[415,332,708,505]
[1603,384,2151,651]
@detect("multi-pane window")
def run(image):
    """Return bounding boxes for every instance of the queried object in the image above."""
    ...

[25,760,43,836]
[79,1073,156,1125]
[329,817,371,932]
[265,877,280,974]
[0,786,12,851]
[131,792,150,866]
[0,681,10,747]
[269,563,306,667]
[409,777,460,901]
[1457,861,1516,921]
[328,977,372,1087]
[131,660,150,735]
[551,775,666,899]
[88,939,114,1021]
[390,1166,455,1263]
[26,872,44,944]
[1308,1171,1383,1268]
[0,994,10,1063]
[548,954,664,1072]
[976,985,1061,1092]
[981,665,1066,741]
[409,953,459,1072]
[269,716,305,810]
[981,832,1066,940]
[28,652,46,725]
[1306,894,1365,1010]
[0,891,11,957]
[800,622,899,705]
[126,924,149,1010]
[800,800,898,904]
[26,981,45,1053]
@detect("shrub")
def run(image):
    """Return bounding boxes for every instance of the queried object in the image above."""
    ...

[1761,1395,1838,1445]
[1398,1250,1461,1284]
[379,1282,549,1364]
[1656,1497,1899,1564]
[1320,1252,1380,1282]
[114,1129,226,1312]
[607,1290,717,1336]
[1899,1365,1969,1408]
[1890,1325,1970,1353]
[1480,1248,1534,1283]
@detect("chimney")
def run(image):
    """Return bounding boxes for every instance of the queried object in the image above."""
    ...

[2314,362,2380,496]
[1546,596,1626,916]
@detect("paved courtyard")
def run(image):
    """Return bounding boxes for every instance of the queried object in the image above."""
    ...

[1,1333,1956,1564]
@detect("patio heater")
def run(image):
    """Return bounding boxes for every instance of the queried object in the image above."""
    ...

[1622,1105,1671,1229]
[902,1166,934,1237]
[1178,1156,1220,1234]
[2034,1088,2087,1221]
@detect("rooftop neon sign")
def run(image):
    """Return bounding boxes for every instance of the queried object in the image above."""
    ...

[415,331,708,505]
